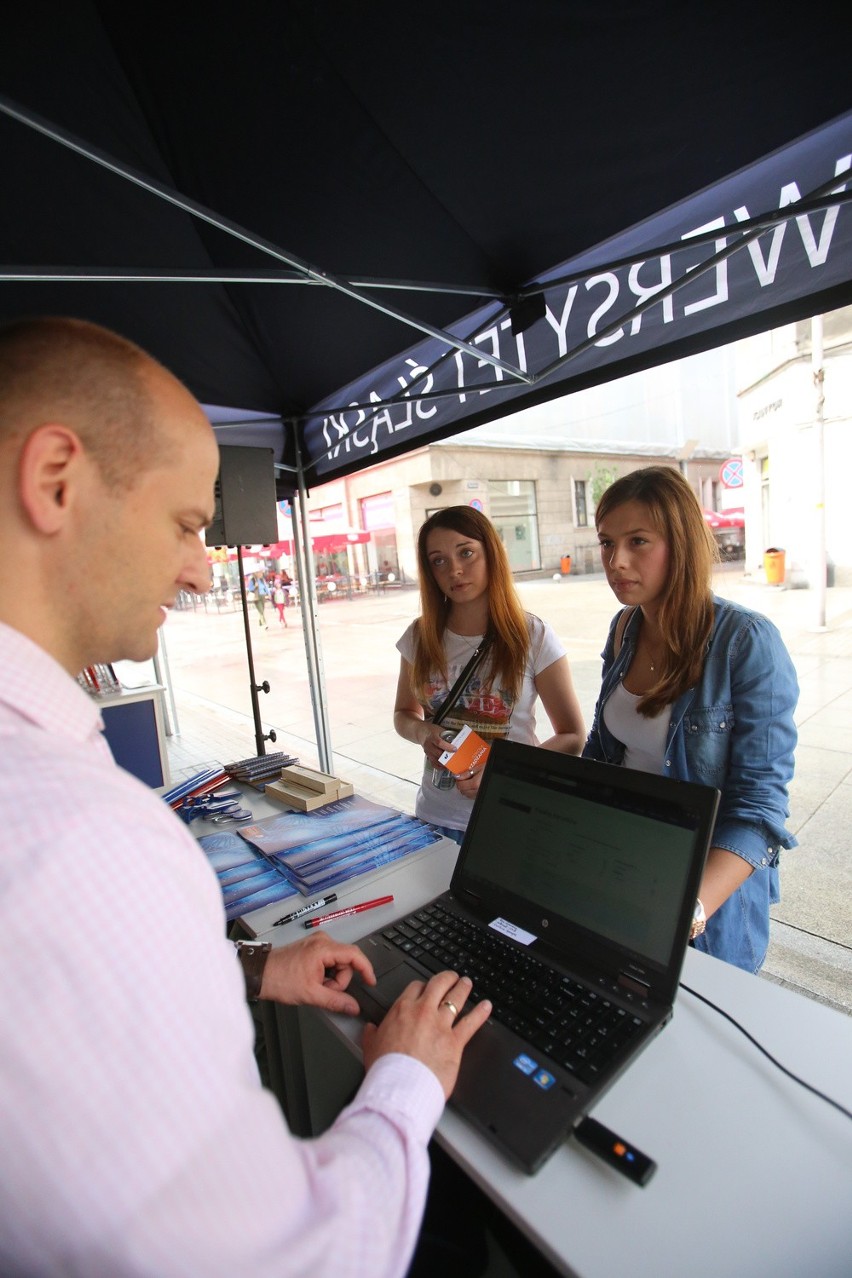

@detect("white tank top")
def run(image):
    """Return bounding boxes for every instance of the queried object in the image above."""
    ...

[603,681,671,774]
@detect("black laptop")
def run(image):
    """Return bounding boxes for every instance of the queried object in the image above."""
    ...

[352,740,719,1173]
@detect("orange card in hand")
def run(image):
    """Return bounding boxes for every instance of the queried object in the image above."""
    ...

[438,724,491,776]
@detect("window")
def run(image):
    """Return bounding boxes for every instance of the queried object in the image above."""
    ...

[487,480,540,571]
[359,492,400,582]
[574,479,588,527]
[359,492,395,531]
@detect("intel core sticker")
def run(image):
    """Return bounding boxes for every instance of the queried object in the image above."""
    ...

[513,1054,538,1076]
[489,917,537,946]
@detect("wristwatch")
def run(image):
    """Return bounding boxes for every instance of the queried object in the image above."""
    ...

[690,898,707,940]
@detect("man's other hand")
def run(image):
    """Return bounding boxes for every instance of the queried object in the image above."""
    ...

[259,932,376,1015]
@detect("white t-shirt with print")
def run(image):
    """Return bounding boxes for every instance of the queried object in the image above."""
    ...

[396,613,566,831]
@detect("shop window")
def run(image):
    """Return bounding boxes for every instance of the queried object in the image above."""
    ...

[487,480,540,571]
[359,491,401,583]
[574,480,588,527]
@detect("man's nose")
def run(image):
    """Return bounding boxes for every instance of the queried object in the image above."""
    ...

[184,535,213,594]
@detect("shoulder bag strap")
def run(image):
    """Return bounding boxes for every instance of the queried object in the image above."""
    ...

[613,605,636,658]
[432,633,493,727]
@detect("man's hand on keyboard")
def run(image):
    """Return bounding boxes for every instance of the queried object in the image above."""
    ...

[362,970,492,1100]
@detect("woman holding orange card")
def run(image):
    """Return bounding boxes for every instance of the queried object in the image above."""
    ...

[394,506,585,843]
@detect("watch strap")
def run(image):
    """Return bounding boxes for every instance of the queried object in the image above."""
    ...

[235,941,272,1001]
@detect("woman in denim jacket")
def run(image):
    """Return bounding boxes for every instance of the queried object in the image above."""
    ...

[583,467,798,973]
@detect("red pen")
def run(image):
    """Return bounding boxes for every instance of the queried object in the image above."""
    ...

[304,894,394,928]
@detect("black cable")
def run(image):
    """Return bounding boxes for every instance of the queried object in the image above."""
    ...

[679,982,852,1122]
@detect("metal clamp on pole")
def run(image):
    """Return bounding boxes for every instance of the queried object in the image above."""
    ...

[251,683,276,745]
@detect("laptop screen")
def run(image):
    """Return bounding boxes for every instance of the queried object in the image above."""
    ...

[457,746,714,971]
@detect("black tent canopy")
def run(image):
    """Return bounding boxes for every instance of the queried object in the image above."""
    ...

[2,1,851,759]
[2,2,851,479]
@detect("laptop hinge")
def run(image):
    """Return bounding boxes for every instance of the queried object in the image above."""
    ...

[618,971,651,997]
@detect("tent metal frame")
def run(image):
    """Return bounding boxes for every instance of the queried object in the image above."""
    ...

[6,90,847,430]
[3,90,849,771]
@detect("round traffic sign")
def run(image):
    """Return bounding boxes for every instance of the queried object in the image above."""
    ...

[720,457,744,488]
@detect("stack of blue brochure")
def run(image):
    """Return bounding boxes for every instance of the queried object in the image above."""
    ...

[197,828,298,920]
[199,795,441,921]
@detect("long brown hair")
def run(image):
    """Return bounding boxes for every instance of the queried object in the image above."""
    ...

[411,506,529,700]
[595,466,719,715]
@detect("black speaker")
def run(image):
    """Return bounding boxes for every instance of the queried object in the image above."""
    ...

[429,482,443,496]
[205,446,278,547]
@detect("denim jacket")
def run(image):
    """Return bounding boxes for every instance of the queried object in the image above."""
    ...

[583,596,798,973]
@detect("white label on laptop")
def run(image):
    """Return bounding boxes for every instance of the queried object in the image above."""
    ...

[490,917,537,946]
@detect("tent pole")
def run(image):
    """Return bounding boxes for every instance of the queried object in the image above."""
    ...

[811,316,827,629]
[292,442,334,772]
[153,627,179,737]
[236,547,276,756]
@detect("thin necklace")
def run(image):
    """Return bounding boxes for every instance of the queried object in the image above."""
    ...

[641,626,661,673]
[449,616,486,645]
[452,630,482,653]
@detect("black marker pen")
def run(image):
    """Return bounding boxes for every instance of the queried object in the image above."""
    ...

[272,894,338,927]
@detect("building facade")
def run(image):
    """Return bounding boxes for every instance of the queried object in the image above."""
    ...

[304,342,740,584]
[736,305,852,587]
[305,440,731,585]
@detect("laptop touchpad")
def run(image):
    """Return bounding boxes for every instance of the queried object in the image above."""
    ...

[352,953,425,1018]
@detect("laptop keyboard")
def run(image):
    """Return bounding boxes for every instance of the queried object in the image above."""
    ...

[381,902,644,1085]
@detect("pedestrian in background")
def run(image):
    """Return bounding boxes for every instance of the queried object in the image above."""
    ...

[248,573,269,628]
[273,576,289,626]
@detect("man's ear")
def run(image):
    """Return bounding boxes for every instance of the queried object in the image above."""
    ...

[18,424,85,535]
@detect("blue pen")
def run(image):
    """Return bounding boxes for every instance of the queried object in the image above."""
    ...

[271,894,338,927]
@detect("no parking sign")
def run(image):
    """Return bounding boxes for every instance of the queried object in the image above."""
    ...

[720,457,744,489]
[469,498,484,511]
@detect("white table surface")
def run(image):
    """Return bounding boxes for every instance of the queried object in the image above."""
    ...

[234,799,852,1278]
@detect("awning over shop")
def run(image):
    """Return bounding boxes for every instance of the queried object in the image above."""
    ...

[703,508,745,530]
[208,528,371,563]
[275,528,371,556]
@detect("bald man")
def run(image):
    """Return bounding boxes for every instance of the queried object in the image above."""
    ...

[0,317,490,1277]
